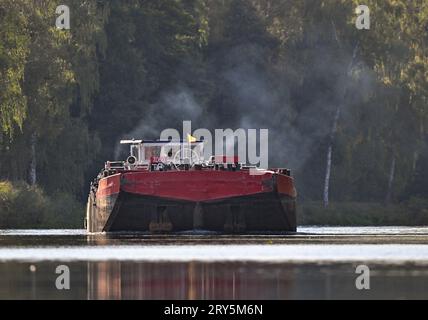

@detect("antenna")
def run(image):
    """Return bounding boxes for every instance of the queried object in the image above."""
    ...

[120,139,143,144]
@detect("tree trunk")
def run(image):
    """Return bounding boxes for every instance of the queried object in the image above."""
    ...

[323,145,333,207]
[322,43,359,207]
[413,151,418,172]
[28,132,37,186]
[385,155,396,205]
[323,107,340,207]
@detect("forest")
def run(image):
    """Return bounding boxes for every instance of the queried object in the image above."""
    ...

[0,0,427,227]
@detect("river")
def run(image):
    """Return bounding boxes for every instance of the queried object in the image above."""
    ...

[0,226,428,299]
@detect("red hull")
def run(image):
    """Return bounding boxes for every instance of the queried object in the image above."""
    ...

[97,170,296,201]
[87,170,297,233]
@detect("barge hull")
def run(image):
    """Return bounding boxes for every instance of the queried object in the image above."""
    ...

[87,191,296,233]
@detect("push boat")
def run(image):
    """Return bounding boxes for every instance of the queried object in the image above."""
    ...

[86,139,297,233]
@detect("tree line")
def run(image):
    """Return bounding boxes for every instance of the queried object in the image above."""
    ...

[1,0,427,219]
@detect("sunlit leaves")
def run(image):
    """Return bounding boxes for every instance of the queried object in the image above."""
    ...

[0,0,30,136]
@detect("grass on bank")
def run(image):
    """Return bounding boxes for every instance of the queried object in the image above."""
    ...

[298,199,428,226]
[0,181,84,229]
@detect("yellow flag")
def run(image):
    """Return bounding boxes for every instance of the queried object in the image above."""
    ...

[187,134,197,143]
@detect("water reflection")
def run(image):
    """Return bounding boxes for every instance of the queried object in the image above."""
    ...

[2,259,428,299]
[87,261,296,300]
[86,261,428,300]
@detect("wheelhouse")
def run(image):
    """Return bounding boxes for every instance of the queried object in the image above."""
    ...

[120,139,205,167]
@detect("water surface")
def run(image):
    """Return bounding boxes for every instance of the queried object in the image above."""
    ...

[0,226,428,299]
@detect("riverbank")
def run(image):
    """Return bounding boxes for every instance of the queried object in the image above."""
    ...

[0,181,84,228]
[298,199,428,226]
[2,180,428,228]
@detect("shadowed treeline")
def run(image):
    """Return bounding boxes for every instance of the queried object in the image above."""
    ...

[0,1,427,227]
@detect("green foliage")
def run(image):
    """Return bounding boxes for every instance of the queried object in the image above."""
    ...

[0,181,83,228]
[299,199,428,226]
[0,0,107,196]
[90,0,205,162]
[0,0,29,135]
[42,192,85,228]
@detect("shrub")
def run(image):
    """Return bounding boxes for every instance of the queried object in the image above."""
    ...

[0,181,84,229]
[44,192,85,228]
[298,199,428,226]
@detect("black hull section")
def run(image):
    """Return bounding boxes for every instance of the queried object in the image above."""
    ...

[87,191,296,233]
